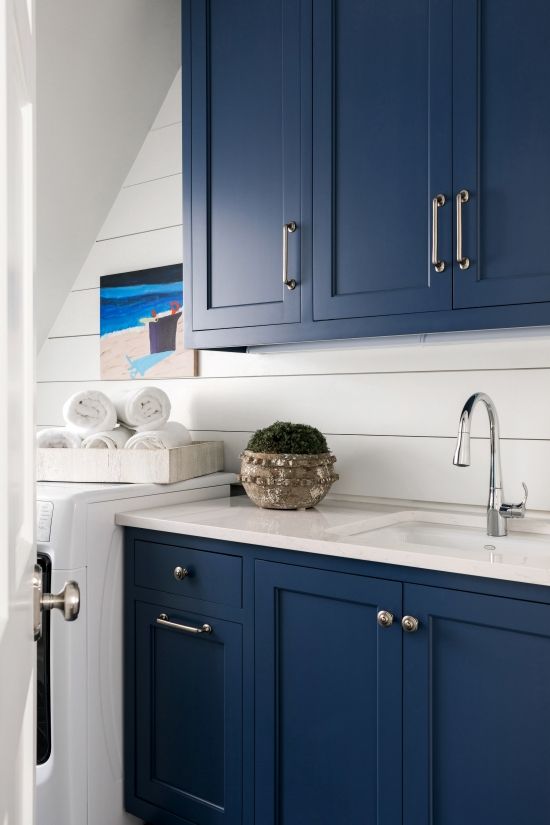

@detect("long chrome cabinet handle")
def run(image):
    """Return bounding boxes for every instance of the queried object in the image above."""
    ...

[156,613,212,635]
[283,221,297,290]
[431,194,446,272]
[456,189,471,270]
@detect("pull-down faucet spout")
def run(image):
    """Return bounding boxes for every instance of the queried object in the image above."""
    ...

[453,392,527,537]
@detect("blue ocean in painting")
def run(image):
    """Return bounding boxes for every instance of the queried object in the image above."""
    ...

[100,281,184,335]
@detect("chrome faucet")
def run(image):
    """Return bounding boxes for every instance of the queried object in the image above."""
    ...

[453,392,528,537]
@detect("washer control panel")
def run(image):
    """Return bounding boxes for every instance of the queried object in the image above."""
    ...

[36,500,54,543]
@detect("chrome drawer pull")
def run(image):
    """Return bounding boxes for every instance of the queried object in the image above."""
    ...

[156,613,212,635]
[456,189,471,270]
[283,221,297,290]
[431,194,446,272]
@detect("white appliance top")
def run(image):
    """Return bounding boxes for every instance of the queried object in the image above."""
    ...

[36,473,236,567]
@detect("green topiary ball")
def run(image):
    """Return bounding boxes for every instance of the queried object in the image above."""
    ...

[246,421,328,455]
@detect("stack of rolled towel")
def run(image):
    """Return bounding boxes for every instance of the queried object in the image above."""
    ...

[36,388,192,451]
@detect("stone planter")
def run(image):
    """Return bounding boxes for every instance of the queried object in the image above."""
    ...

[238,450,339,510]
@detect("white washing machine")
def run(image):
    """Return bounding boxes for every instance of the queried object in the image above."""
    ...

[35,473,235,825]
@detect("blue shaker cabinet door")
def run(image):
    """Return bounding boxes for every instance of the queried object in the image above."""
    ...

[134,601,242,825]
[312,0,453,321]
[255,561,402,825]
[184,0,301,333]
[403,584,550,825]
[453,0,550,308]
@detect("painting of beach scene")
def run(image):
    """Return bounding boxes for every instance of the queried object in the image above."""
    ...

[99,264,197,379]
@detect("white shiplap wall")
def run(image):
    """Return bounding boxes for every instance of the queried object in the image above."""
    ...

[38,70,550,511]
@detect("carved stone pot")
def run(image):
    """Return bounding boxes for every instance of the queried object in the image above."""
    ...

[238,450,339,510]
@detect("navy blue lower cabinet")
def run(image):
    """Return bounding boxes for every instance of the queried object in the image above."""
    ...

[125,530,550,825]
[403,584,550,825]
[131,600,243,825]
[254,560,403,825]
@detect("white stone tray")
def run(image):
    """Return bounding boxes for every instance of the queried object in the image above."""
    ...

[37,441,224,484]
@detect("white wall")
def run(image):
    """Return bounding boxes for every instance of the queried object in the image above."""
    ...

[36,0,181,346]
[38,70,550,512]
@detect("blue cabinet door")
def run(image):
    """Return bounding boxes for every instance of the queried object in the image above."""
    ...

[312,0,453,321]
[453,0,550,308]
[183,0,302,333]
[254,560,402,825]
[403,584,550,825]
[133,600,242,825]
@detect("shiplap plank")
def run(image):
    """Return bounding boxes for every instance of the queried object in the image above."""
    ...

[152,69,181,130]
[42,287,550,370]
[38,337,100,382]
[49,291,99,338]
[123,123,181,187]
[34,370,550,440]
[73,226,182,290]
[187,430,550,511]
[97,174,182,240]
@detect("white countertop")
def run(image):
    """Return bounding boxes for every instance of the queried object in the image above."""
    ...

[115,494,550,587]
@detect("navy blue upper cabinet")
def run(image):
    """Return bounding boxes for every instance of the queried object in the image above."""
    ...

[183,0,550,348]
[183,0,301,332]
[453,0,550,309]
[254,561,402,825]
[403,584,550,825]
[312,0,453,320]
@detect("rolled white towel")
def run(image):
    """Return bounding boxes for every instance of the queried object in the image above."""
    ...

[125,421,192,451]
[63,390,117,436]
[111,388,170,432]
[81,426,133,450]
[37,427,82,449]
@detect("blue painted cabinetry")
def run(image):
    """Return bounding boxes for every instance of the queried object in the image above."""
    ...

[125,530,550,825]
[183,0,550,349]
[403,584,550,825]
[124,538,244,825]
[312,0,452,321]
[453,0,550,310]
[182,0,301,334]
[254,561,402,825]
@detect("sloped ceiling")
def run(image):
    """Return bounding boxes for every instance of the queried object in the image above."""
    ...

[36,0,180,346]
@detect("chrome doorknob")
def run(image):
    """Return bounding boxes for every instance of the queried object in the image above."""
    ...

[34,564,80,640]
[377,610,394,628]
[173,566,189,581]
[401,615,420,633]
[41,581,80,622]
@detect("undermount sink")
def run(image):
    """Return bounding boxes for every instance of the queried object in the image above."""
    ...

[354,516,550,565]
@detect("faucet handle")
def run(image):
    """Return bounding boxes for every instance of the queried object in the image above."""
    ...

[500,482,528,520]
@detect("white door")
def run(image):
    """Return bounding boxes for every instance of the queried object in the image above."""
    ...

[0,0,36,821]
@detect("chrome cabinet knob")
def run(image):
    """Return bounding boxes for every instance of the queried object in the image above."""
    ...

[173,566,189,581]
[377,610,394,628]
[402,615,420,633]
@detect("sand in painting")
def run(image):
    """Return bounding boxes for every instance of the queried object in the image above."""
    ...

[100,316,197,380]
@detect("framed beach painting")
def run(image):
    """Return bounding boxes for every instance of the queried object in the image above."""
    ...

[99,264,197,379]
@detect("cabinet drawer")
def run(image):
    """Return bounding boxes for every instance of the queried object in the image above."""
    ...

[134,540,242,608]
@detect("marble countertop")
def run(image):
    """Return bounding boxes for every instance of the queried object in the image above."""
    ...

[115,494,550,587]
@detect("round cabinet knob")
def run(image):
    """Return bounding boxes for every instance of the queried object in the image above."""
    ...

[173,566,189,581]
[377,610,394,628]
[401,615,420,633]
